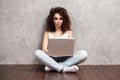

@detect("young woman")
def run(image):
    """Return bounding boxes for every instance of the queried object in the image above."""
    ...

[35,7,88,73]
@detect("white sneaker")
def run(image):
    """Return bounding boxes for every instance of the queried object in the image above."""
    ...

[62,65,79,73]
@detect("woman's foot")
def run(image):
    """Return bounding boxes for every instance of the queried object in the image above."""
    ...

[45,66,54,72]
[62,65,79,73]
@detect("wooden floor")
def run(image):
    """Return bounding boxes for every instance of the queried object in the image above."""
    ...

[0,65,120,80]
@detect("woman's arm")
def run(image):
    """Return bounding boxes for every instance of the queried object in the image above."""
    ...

[42,31,48,53]
[68,30,73,38]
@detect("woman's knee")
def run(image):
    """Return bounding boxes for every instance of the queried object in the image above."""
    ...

[35,49,43,57]
[76,50,88,59]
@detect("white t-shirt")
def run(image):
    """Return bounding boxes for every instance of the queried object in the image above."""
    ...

[49,31,69,39]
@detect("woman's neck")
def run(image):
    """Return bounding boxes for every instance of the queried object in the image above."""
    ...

[55,27,61,31]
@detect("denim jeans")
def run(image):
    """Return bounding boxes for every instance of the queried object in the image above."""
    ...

[35,50,88,72]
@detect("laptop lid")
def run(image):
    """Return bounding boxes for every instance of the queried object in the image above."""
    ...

[48,38,75,56]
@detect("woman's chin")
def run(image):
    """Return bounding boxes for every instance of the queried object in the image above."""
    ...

[55,25,61,28]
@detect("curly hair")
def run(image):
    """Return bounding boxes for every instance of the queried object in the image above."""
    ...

[46,7,71,33]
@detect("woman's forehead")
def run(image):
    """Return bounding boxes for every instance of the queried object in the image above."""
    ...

[54,13,62,17]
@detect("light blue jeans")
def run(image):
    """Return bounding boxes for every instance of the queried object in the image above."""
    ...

[35,50,88,72]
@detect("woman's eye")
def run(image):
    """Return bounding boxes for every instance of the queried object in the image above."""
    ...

[60,18,63,20]
[54,17,63,20]
[54,18,58,20]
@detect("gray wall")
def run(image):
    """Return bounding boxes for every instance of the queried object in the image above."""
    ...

[0,0,120,65]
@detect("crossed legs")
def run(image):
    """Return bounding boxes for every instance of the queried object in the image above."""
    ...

[35,50,88,72]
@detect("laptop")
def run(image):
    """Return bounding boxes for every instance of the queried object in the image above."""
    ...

[48,38,75,56]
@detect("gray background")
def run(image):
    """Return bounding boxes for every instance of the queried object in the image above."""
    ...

[0,0,120,65]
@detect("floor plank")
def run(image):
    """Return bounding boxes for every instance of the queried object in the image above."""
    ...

[0,65,120,80]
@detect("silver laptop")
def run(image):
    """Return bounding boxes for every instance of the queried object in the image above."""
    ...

[48,38,75,56]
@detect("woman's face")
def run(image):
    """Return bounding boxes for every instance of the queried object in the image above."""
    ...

[53,13,63,29]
